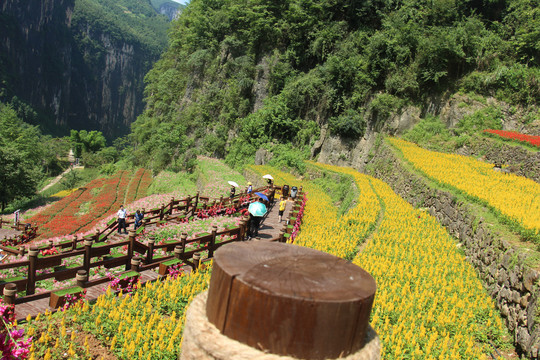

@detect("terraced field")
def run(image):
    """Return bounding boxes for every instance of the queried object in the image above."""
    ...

[9,156,520,359]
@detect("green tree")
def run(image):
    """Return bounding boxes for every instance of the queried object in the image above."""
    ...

[0,104,41,211]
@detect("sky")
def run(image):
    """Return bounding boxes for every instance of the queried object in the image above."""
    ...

[170,0,189,4]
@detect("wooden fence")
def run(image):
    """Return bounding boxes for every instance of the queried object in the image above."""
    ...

[0,186,271,257]
[0,219,38,252]
[0,185,287,306]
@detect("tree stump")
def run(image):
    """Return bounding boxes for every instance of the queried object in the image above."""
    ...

[203,241,377,360]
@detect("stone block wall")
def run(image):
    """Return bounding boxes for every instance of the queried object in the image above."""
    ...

[364,143,540,358]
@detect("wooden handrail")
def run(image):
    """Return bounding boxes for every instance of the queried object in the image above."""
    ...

[0,187,277,306]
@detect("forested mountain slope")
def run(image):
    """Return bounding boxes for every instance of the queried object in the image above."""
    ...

[130,0,539,171]
[0,0,170,139]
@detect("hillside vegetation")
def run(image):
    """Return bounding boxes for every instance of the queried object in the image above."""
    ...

[130,0,540,172]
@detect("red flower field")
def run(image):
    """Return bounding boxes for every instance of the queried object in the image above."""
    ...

[484,129,540,147]
[26,169,152,240]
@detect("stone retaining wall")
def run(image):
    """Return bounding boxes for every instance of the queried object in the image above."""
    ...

[364,143,540,358]
[457,138,540,183]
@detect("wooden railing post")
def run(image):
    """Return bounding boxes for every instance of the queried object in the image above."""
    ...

[3,283,17,305]
[76,270,88,288]
[209,226,217,258]
[239,219,247,241]
[126,229,136,270]
[181,232,187,253]
[27,247,39,295]
[159,204,165,220]
[146,237,155,264]
[193,253,200,270]
[83,239,93,273]
[170,197,175,214]
[94,229,100,242]
[174,245,183,260]
[185,196,191,214]
[48,239,54,249]
[279,230,285,243]
[18,246,25,257]
[72,235,78,251]
[193,192,200,213]
[131,257,141,272]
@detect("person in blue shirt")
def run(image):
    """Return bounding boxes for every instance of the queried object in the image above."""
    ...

[134,210,144,229]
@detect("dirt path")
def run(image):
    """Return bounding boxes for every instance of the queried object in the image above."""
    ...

[39,165,84,193]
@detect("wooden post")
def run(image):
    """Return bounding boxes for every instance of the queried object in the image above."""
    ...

[94,229,100,242]
[239,219,247,241]
[209,226,217,258]
[18,246,25,257]
[27,247,39,295]
[83,239,93,273]
[131,257,141,272]
[174,245,183,260]
[76,270,88,288]
[185,196,191,214]
[181,232,187,253]
[279,230,285,243]
[126,229,136,270]
[48,239,54,249]
[147,237,155,264]
[3,283,17,305]
[219,196,223,205]
[72,235,78,251]
[0,218,2,228]
[159,204,165,220]
[170,197,175,214]
[205,242,377,360]
[193,253,200,270]
[193,192,200,213]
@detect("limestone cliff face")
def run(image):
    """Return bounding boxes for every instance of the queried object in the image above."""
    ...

[0,0,160,139]
[158,2,181,21]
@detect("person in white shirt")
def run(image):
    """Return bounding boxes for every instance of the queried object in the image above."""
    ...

[117,205,128,234]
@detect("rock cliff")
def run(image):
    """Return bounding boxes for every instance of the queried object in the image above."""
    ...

[0,0,165,139]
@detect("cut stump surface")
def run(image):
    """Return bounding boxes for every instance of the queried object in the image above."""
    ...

[206,241,377,360]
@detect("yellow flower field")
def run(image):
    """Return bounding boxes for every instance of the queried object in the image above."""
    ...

[389,137,540,235]
[354,177,506,359]
[25,268,211,359]
[253,164,506,358]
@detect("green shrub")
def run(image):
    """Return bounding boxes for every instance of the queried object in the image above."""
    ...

[329,109,366,139]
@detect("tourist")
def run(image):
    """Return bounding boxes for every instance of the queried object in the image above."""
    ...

[247,182,253,194]
[278,196,287,223]
[282,184,290,199]
[134,210,144,230]
[290,186,298,200]
[117,205,128,234]
[248,198,266,239]
[230,185,236,199]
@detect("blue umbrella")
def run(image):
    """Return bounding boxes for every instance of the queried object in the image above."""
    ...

[248,202,267,217]
[254,192,269,202]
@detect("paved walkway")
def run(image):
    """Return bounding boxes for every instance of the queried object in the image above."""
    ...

[253,198,293,241]
[15,269,161,321]
[39,165,84,193]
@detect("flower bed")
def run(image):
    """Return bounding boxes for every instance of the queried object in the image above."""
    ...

[23,267,211,359]
[389,137,540,238]
[25,169,151,241]
[484,129,540,147]
[252,164,508,358]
